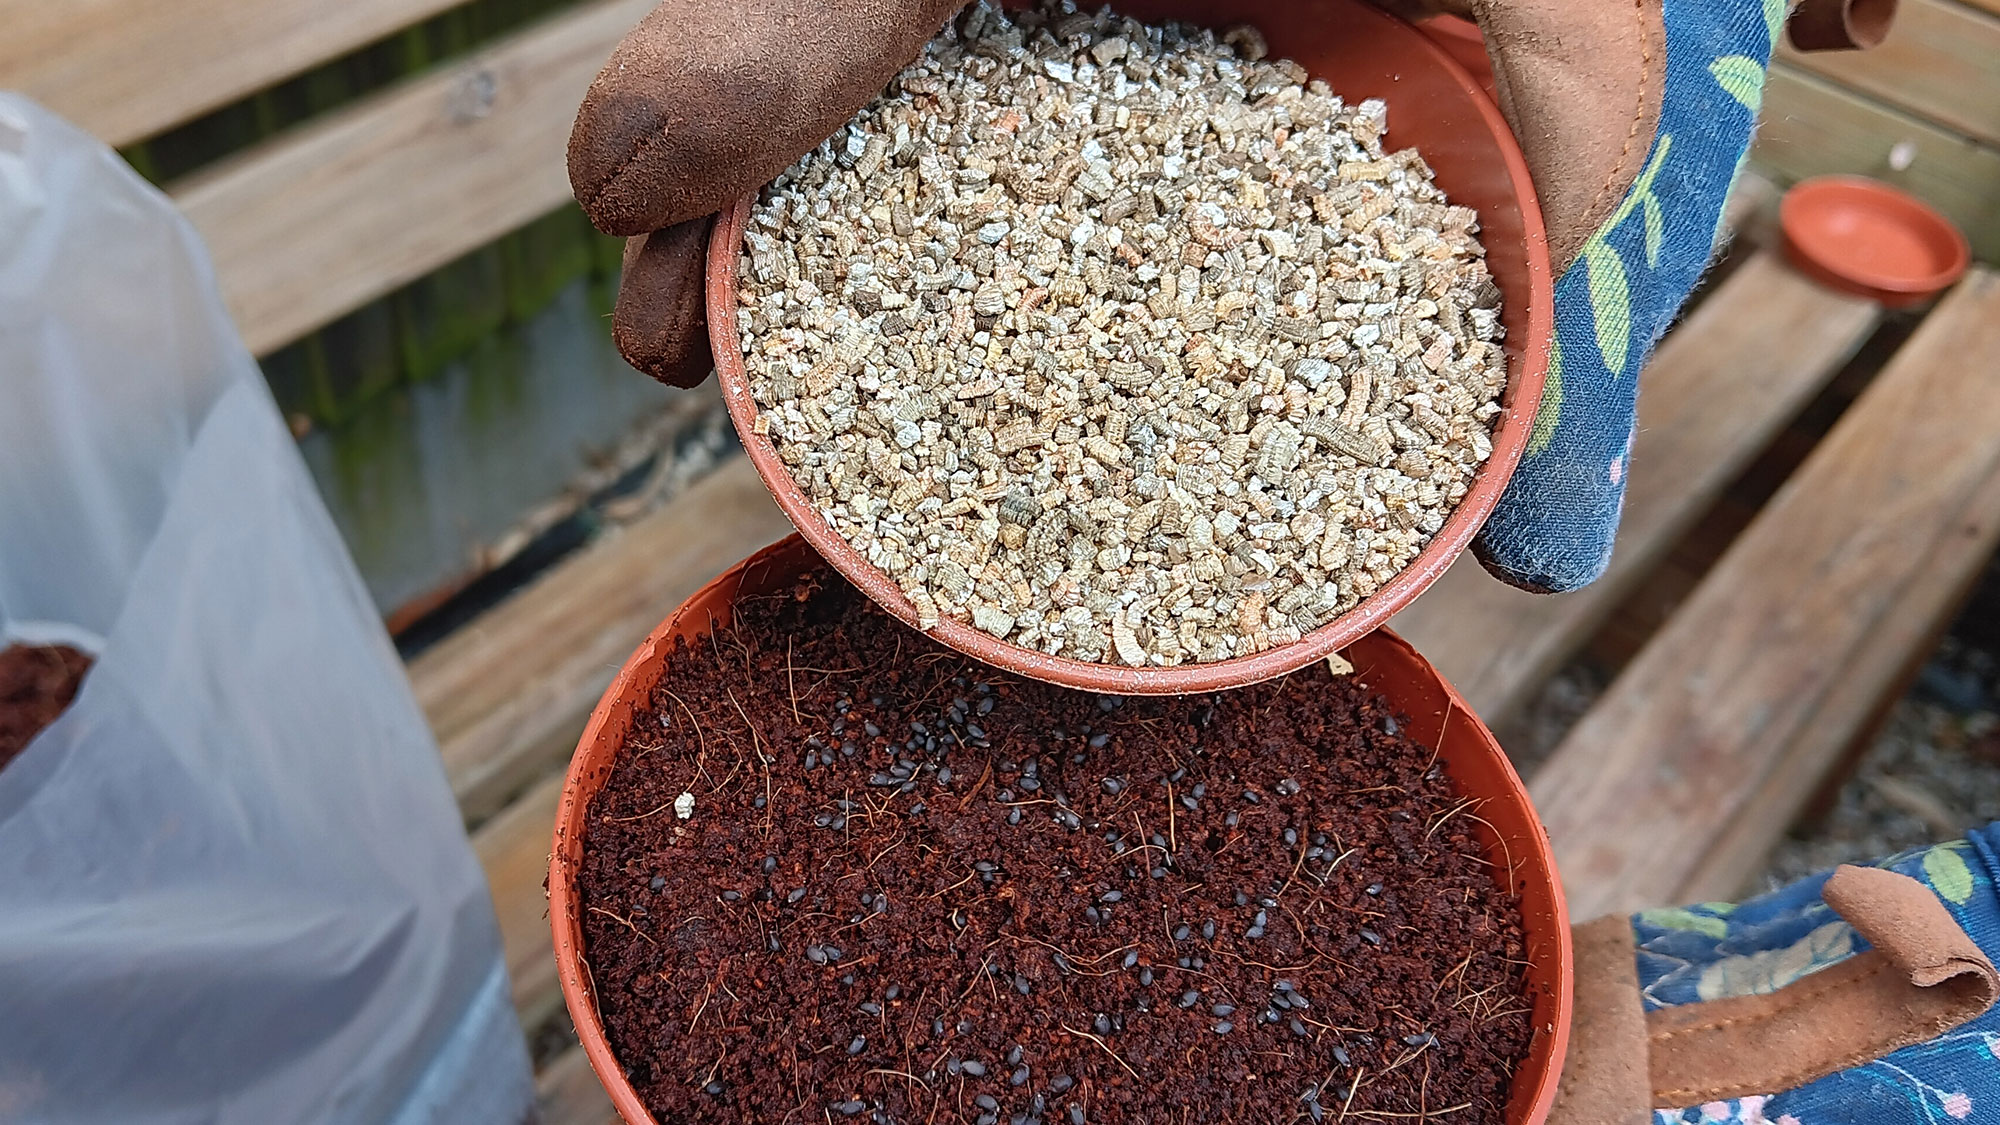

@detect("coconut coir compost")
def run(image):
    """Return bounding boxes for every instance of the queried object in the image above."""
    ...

[580,570,1530,1124]
[0,644,90,773]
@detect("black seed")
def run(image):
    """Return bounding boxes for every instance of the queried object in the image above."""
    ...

[1089,732,1112,749]
[864,722,881,737]
[1202,920,1216,940]
[1178,990,1199,1008]
[1283,828,1299,847]
[962,1060,988,1077]
[1213,1021,1234,1034]
[1291,1018,1309,1037]
[1179,795,1198,811]
[885,985,901,1000]
[1008,808,1022,825]
[1122,949,1139,969]
[1010,1066,1030,1087]
[1242,789,1261,803]
[806,946,828,965]
[1100,890,1123,903]
[787,888,806,904]
[1404,1032,1437,1047]
[1360,928,1383,946]
[649,876,666,890]
[1138,967,1154,986]
[939,767,954,783]
[976,1095,1000,1111]
[705,1081,725,1096]
[1102,777,1123,794]
[1246,926,1265,939]
[1084,907,1102,925]
[1254,910,1268,927]
[1006,1045,1024,1066]
[836,1100,865,1115]
[975,860,998,873]
[1366,883,1383,896]
[1015,975,1032,995]
[848,1036,867,1055]
[1173,924,1190,940]
[1333,1046,1352,1066]
[1070,1108,1086,1125]
[933,1019,947,1037]
[762,856,778,873]
[1264,1008,1281,1023]
[1051,1076,1075,1094]
[1093,1013,1113,1035]
[860,1002,882,1016]
[966,723,988,739]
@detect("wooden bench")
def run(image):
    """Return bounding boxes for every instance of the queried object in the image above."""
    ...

[445,233,1997,1122]
[10,2,1999,1120]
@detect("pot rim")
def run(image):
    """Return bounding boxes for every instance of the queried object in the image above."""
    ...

[705,0,1553,695]
[550,535,1573,1125]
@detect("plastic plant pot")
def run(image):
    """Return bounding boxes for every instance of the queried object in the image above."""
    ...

[709,0,1554,696]
[550,534,1574,1125]
[1780,175,1970,307]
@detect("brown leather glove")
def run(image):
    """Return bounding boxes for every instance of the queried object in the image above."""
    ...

[565,0,1889,389]
[567,0,965,387]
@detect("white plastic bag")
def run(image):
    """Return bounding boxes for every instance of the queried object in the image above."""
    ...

[0,95,533,1124]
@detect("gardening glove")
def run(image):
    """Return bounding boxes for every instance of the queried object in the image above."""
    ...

[1383,0,1894,591]
[1552,827,2000,1125]
[567,0,967,388]
[566,0,1890,589]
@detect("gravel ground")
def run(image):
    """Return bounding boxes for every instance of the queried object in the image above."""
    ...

[1760,637,2000,888]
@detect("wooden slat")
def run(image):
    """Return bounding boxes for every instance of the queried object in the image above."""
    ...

[1530,269,2000,922]
[415,454,793,825]
[170,0,650,356]
[477,770,566,1030]
[1948,0,2000,22]
[1756,65,2000,263]
[1389,251,1880,723]
[1676,462,2000,902]
[0,0,470,148]
[1779,0,2000,148]
[537,1046,617,1125]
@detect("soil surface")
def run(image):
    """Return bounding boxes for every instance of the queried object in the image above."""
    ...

[0,643,90,773]
[579,570,1531,1124]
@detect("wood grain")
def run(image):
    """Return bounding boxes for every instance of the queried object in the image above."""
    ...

[1675,460,2000,902]
[0,0,471,147]
[1755,65,2000,263]
[475,769,565,1030]
[1390,251,1880,724]
[415,454,793,826]
[1779,0,2000,148]
[1530,269,2000,922]
[170,0,651,355]
[537,1046,617,1125]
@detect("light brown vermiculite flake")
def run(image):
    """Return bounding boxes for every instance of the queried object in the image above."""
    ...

[740,0,1507,667]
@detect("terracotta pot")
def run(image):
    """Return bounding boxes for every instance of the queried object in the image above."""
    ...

[709,0,1554,695]
[550,535,1574,1125]
[1780,175,1969,307]
[1415,13,1499,103]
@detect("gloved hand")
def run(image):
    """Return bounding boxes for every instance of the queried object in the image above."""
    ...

[1555,828,2000,1125]
[565,0,1888,592]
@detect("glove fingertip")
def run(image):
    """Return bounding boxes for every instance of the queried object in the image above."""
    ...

[612,219,716,389]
